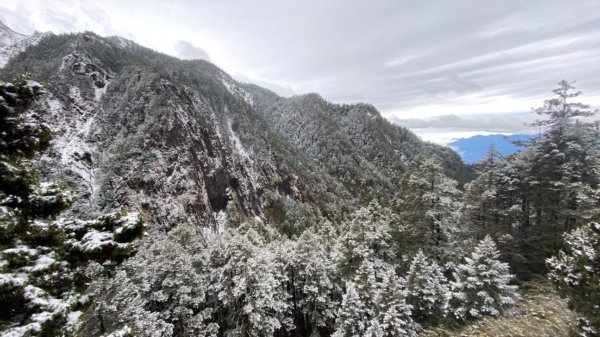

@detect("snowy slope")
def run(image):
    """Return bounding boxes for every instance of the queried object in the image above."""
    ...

[0,25,469,233]
[0,21,48,67]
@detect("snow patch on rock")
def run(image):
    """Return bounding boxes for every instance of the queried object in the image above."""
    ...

[45,90,99,198]
[227,119,258,189]
[221,76,255,106]
[215,209,228,233]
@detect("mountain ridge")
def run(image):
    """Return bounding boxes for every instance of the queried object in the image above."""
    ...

[0,26,470,232]
[449,133,534,164]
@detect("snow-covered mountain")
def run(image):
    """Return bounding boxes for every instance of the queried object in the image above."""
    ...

[0,23,475,336]
[0,21,48,67]
[7,21,596,337]
[0,26,469,232]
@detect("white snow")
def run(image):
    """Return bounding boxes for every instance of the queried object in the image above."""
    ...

[227,119,259,189]
[24,254,56,272]
[0,29,48,68]
[3,244,38,256]
[111,36,134,49]
[45,89,99,198]
[215,210,228,233]
[114,213,142,235]
[79,231,114,251]
[104,326,133,337]
[0,285,77,337]
[0,273,28,287]
[95,82,109,100]
[46,98,62,114]
[66,310,82,326]
[221,77,255,106]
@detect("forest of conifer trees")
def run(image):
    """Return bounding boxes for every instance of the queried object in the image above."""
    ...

[1,76,599,337]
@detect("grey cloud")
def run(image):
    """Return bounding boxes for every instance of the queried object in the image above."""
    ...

[233,73,295,97]
[4,0,600,120]
[0,5,36,34]
[199,1,600,114]
[391,113,537,134]
[174,40,211,61]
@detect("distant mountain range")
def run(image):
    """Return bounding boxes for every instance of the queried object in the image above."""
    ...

[449,134,535,164]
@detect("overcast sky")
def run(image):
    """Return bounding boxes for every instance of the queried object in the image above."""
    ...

[2,0,600,143]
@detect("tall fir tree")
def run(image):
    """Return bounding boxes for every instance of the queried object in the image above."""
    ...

[332,282,367,337]
[286,230,338,336]
[405,250,449,325]
[450,235,520,321]
[370,270,420,337]
[392,156,463,259]
[462,81,600,278]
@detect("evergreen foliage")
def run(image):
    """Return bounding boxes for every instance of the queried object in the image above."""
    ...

[463,81,600,277]
[0,77,143,337]
[334,201,395,277]
[393,156,463,260]
[450,235,520,321]
[286,230,338,335]
[3,28,597,337]
[547,222,600,336]
[405,250,449,325]
[333,269,419,337]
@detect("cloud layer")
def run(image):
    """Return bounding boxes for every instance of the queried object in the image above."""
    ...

[391,113,536,133]
[2,0,600,137]
[174,40,211,61]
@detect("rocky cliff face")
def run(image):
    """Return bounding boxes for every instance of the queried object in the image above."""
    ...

[0,30,468,233]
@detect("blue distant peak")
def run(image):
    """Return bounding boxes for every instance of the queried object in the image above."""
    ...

[448,134,534,164]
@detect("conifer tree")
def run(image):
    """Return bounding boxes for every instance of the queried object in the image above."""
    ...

[332,282,367,337]
[462,81,600,278]
[370,271,420,337]
[393,156,462,259]
[286,230,337,335]
[405,250,449,324]
[547,222,600,336]
[520,81,600,273]
[209,226,292,337]
[0,77,144,336]
[94,224,216,337]
[450,235,520,321]
[334,201,395,277]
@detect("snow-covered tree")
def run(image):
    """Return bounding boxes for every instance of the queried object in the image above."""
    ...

[450,235,520,321]
[461,81,600,278]
[547,222,600,336]
[405,250,449,324]
[463,146,504,237]
[522,81,600,270]
[334,201,395,277]
[0,77,143,337]
[393,156,463,259]
[332,282,367,337]
[334,261,419,337]
[209,226,292,337]
[95,223,215,337]
[370,270,420,337]
[286,230,338,335]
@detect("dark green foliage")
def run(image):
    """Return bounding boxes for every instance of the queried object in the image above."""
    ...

[463,81,600,278]
[392,155,463,261]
